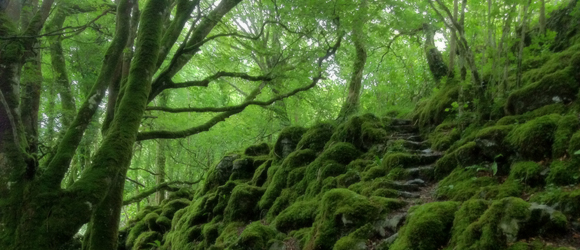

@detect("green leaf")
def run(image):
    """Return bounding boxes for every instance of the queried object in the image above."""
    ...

[574,150,580,155]
[491,162,498,176]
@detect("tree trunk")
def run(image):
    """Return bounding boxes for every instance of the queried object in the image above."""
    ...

[155,93,169,205]
[447,0,458,78]
[337,0,368,122]
[516,0,532,89]
[540,0,546,35]
[424,23,449,82]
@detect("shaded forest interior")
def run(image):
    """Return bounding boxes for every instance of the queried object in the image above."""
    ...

[1,0,580,249]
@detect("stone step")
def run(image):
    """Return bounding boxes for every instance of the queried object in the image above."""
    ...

[400,140,430,150]
[390,181,421,192]
[383,117,413,126]
[388,125,419,134]
[406,165,435,181]
[387,133,423,142]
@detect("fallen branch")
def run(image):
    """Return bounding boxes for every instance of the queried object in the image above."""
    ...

[122,180,201,205]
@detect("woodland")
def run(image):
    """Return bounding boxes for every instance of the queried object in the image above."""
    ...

[1,0,580,249]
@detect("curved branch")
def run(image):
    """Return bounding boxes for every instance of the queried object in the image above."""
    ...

[122,180,201,205]
[138,77,321,140]
[168,71,272,90]
[146,80,321,113]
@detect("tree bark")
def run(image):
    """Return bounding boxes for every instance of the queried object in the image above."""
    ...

[423,23,448,82]
[516,0,532,89]
[337,0,368,122]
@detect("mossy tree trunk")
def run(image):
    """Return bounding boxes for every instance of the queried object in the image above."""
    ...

[337,0,368,123]
[424,23,449,82]
[156,92,169,205]
[515,0,532,89]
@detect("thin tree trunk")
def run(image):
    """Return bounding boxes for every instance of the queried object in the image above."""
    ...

[155,93,169,205]
[540,0,546,35]
[337,0,368,122]
[516,0,532,89]
[448,0,458,78]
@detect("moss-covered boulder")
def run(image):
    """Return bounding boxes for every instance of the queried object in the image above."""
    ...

[436,168,497,201]
[199,154,241,195]
[429,122,461,151]
[508,161,545,186]
[326,114,387,151]
[546,160,579,186]
[304,189,386,250]
[274,199,319,233]
[297,122,336,152]
[274,126,308,160]
[413,84,460,127]
[506,67,578,115]
[244,143,270,156]
[530,188,580,218]
[506,114,560,161]
[553,114,580,158]
[454,197,530,249]
[223,184,265,223]
[390,201,460,250]
[231,222,281,250]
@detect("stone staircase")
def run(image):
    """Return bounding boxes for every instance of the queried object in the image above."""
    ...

[370,118,444,248]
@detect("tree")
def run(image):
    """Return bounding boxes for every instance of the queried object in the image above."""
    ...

[0,0,342,248]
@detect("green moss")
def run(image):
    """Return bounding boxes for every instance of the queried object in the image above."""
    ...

[530,188,580,218]
[230,155,269,181]
[390,201,460,250]
[336,170,361,188]
[434,151,459,180]
[382,152,420,169]
[132,231,161,250]
[304,189,384,250]
[553,115,580,158]
[361,165,387,181]
[274,126,308,160]
[259,149,316,210]
[319,161,347,179]
[297,122,336,152]
[506,114,561,160]
[274,199,319,233]
[319,142,361,164]
[267,188,300,221]
[569,130,580,156]
[509,161,544,186]
[413,84,460,128]
[250,160,272,187]
[287,166,306,188]
[155,216,172,232]
[202,222,221,248]
[472,180,523,200]
[160,198,190,218]
[234,221,280,250]
[144,212,161,232]
[506,67,578,115]
[386,167,410,181]
[332,224,374,250]
[214,222,245,248]
[370,188,399,198]
[369,196,407,211]
[429,122,461,151]
[449,199,490,246]
[546,160,579,186]
[436,168,497,201]
[326,114,387,151]
[244,143,270,156]
[454,197,531,250]
[223,184,265,223]
[346,159,373,172]
[126,221,149,249]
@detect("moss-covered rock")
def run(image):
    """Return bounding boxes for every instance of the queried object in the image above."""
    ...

[553,115,580,157]
[413,84,460,127]
[506,67,578,115]
[259,149,317,210]
[332,224,374,250]
[223,184,265,223]
[244,143,270,156]
[449,199,490,246]
[436,168,497,201]
[326,114,387,151]
[390,201,460,250]
[274,126,308,160]
[297,122,336,152]
[506,114,560,161]
[546,160,579,186]
[304,189,385,250]
[132,231,161,250]
[454,197,531,250]
[199,154,240,195]
[233,222,281,250]
[472,180,523,200]
[230,156,269,181]
[274,199,319,233]
[530,188,580,218]
[435,142,484,179]
[429,122,461,151]
[508,161,545,186]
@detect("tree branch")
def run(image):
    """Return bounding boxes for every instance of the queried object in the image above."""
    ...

[167,71,272,90]
[122,180,201,205]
